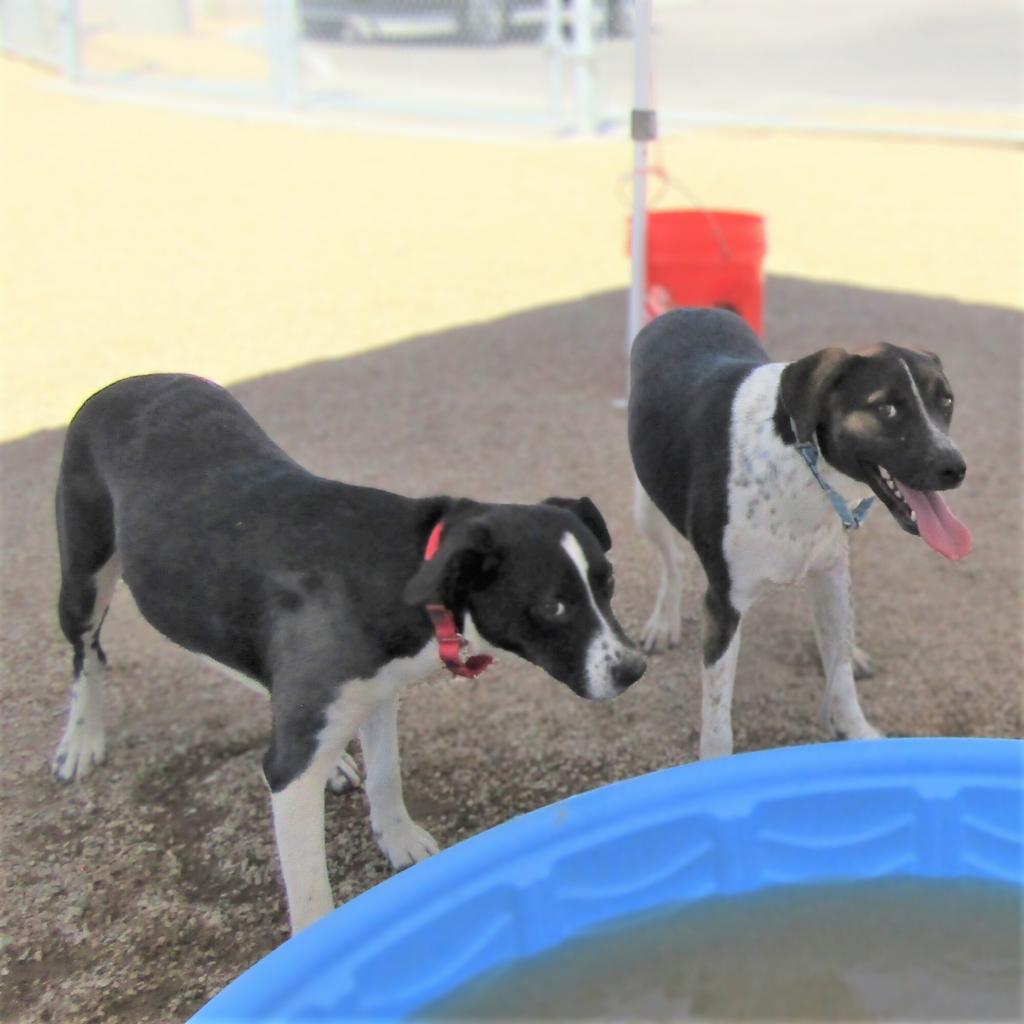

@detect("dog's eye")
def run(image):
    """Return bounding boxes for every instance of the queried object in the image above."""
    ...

[533,600,568,623]
[877,403,898,420]
[939,394,954,412]
[600,572,616,597]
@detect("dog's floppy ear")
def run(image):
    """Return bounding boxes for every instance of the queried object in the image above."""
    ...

[403,519,501,608]
[543,496,612,552]
[779,346,853,444]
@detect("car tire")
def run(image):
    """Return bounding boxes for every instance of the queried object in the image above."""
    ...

[458,0,509,44]
[562,0,615,43]
[608,0,632,36]
[301,0,346,41]
[303,17,344,40]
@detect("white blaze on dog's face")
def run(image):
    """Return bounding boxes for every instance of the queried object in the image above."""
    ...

[556,532,644,699]
[405,499,645,700]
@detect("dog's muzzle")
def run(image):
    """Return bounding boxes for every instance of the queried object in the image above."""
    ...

[587,647,646,701]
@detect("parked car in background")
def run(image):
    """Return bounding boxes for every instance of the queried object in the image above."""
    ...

[300,0,630,45]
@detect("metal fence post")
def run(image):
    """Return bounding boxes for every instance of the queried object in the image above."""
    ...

[268,0,302,105]
[543,0,565,127]
[570,0,596,134]
[59,0,81,80]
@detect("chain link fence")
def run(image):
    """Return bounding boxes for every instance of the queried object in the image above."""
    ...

[4,2,1016,141]
[1,0,67,68]
[1,0,625,129]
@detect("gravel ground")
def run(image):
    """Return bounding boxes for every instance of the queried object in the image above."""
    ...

[1,276,1020,1023]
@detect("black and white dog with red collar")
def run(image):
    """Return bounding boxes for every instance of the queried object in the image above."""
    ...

[629,308,971,759]
[52,374,645,934]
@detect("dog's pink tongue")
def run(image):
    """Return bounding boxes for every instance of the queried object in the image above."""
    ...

[898,482,972,560]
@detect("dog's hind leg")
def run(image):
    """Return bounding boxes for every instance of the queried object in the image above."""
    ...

[808,557,884,742]
[699,586,743,759]
[634,479,686,653]
[850,642,875,681]
[53,476,120,782]
[816,637,875,681]
[359,694,438,870]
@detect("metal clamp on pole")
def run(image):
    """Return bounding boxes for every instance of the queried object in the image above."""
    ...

[625,0,655,385]
[631,108,658,141]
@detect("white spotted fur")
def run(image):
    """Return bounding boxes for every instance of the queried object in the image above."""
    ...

[636,362,882,757]
[723,363,869,604]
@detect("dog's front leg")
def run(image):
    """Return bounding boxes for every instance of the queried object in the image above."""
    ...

[360,694,439,870]
[270,765,333,934]
[699,587,743,760]
[266,670,361,934]
[808,557,884,742]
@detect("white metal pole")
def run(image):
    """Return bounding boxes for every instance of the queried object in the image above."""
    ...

[544,0,564,127]
[60,0,81,81]
[270,0,301,106]
[627,0,655,357]
[571,0,595,134]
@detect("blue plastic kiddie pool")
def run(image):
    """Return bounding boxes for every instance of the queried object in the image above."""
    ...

[190,738,1023,1023]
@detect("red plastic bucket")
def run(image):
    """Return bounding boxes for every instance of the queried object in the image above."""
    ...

[637,210,767,335]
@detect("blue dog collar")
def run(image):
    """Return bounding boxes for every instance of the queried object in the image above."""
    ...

[795,438,875,531]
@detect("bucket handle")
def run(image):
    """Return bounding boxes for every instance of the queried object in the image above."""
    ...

[621,163,736,264]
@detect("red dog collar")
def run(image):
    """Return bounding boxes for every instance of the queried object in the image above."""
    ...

[423,522,494,679]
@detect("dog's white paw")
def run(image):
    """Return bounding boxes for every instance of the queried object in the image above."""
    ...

[639,609,681,654]
[326,751,362,794]
[850,722,885,741]
[52,724,106,783]
[832,719,885,742]
[699,732,734,761]
[375,820,440,871]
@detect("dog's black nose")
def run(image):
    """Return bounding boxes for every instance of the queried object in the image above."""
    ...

[612,651,646,690]
[936,452,967,488]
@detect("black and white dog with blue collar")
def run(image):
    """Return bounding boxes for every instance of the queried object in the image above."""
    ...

[629,308,971,759]
[51,374,645,933]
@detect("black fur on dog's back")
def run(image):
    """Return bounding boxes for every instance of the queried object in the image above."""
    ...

[628,308,767,592]
[57,374,447,689]
[57,375,643,789]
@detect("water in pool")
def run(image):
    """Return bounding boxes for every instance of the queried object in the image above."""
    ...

[420,878,1022,1020]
